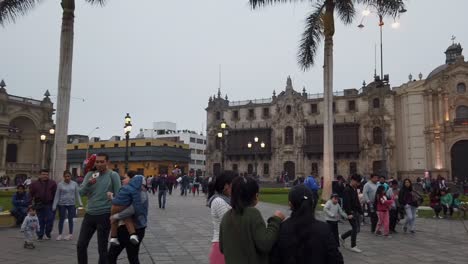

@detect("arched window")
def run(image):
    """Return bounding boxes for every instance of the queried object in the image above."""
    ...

[457,83,466,94]
[285,126,294,145]
[286,105,292,114]
[373,98,380,109]
[373,127,382,144]
[247,164,253,174]
[216,112,221,120]
[456,105,468,119]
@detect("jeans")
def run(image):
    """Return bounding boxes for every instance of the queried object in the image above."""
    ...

[37,204,54,238]
[58,205,76,235]
[108,226,146,264]
[77,213,111,264]
[404,205,417,232]
[326,221,339,246]
[376,211,390,235]
[341,215,360,248]
[181,186,188,196]
[158,190,167,208]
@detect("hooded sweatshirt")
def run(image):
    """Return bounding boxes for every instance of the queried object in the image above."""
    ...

[112,175,144,216]
[324,200,348,222]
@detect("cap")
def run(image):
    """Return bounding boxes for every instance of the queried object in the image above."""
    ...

[330,193,340,199]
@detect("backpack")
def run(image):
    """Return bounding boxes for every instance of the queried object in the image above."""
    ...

[304,176,319,191]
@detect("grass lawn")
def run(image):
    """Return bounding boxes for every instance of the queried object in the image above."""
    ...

[0,190,87,213]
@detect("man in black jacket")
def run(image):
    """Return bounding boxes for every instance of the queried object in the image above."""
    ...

[340,174,363,253]
[153,175,168,209]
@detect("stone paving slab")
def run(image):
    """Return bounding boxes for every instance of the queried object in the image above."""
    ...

[0,191,467,263]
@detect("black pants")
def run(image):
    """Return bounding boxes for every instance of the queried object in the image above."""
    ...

[432,204,442,216]
[389,209,398,231]
[108,226,146,264]
[370,211,378,233]
[168,183,174,195]
[326,221,339,246]
[77,213,111,264]
[341,216,359,248]
[442,205,453,216]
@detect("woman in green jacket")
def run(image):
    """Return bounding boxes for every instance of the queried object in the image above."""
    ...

[440,188,453,217]
[219,176,285,264]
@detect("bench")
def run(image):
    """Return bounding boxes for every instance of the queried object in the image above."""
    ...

[0,212,16,228]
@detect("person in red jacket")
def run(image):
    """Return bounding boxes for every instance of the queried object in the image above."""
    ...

[374,186,394,237]
[29,169,57,240]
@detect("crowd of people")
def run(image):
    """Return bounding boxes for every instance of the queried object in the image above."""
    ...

[7,152,466,263]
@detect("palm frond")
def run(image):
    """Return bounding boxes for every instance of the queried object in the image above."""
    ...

[0,0,40,26]
[298,2,326,70]
[84,0,106,6]
[249,0,306,9]
[335,0,355,25]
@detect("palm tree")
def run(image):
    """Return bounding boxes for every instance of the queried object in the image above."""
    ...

[1,0,106,180]
[249,0,405,200]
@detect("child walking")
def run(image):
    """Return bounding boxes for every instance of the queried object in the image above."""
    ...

[324,193,351,247]
[109,171,144,246]
[374,186,393,237]
[21,206,40,249]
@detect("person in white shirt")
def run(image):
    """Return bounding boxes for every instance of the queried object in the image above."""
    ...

[206,172,236,264]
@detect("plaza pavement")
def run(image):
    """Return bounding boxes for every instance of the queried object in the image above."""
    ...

[0,191,467,264]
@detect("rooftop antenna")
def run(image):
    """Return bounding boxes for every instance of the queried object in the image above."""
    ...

[451,35,456,44]
[219,64,222,91]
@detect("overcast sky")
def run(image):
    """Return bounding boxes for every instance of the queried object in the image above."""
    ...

[1,0,467,139]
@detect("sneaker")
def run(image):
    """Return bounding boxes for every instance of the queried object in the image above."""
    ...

[350,247,362,253]
[410,230,415,234]
[44,235,51,240]
[129,235,139,245]
[23,242,28,248]
[65,234,73,241]
[339,234,346,248]
[56,235,63,241]
[384,235,392,238]
[36,237,43,242]
[375,231,382,236]
[109,238,120,246]
[438,215,444,219]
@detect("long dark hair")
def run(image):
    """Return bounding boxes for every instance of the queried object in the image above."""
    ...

[402,178,413,191]
[230,176,259,215]
[287,185,316,264]
[207,171,236,200]
[374,185,386,209]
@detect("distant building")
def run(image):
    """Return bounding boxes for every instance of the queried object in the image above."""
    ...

[0,80,54,183]
[67,136,190,177]
[206,42,468,183]
[138,122,206,175]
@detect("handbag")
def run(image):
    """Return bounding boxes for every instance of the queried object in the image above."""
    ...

[411,191,424,207]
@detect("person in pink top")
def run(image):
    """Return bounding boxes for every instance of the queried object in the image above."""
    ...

[374,185,394,237]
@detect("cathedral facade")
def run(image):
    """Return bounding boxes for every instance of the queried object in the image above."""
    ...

[206,43,468,183]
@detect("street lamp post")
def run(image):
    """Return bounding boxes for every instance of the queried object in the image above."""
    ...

[40,128,56,169]
[217,119,228,172]
[124,113,132,173]
[358,6,406,79]
[247,137,265,176]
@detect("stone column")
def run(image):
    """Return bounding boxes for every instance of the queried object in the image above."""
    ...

[0,136,6,170]
[438,90,444,126]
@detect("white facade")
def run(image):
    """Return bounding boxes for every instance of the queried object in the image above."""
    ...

[138,122,206,174]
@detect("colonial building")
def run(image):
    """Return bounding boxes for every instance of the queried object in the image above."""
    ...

[67,136,190,177]
[394,42,468,182]
[206,75,395,180]
[206,43,468,183]
[0,80,55,183]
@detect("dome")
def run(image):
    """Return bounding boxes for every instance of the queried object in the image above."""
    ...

[427,64,448,79]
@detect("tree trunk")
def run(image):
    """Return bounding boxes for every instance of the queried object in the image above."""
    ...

[51,0,75,180]
[322,1,335,201]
